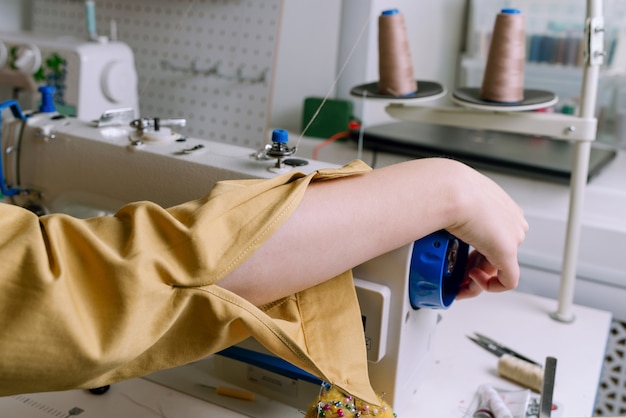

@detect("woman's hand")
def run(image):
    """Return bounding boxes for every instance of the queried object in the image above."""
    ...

[444,162,529,299]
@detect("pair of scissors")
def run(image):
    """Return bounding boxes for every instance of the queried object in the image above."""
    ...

[468,332,542,367]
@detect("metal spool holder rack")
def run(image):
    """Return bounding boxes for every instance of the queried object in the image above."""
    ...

[381,0,604,323]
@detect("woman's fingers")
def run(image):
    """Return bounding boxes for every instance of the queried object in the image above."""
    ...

[455,251,520,300]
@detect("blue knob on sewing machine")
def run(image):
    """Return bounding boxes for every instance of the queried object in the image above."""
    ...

[408,230,469,309]
[271,129,288,144]
[38,85,56,113]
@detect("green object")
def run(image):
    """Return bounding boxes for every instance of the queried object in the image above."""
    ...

[301,97,353,139]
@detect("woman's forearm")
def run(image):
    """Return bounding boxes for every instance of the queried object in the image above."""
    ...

[219,158,528,306]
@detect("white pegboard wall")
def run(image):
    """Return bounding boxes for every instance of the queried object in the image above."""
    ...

[30,0,282,148]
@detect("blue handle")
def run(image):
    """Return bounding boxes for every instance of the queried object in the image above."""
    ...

[408,230,469,309]
[217,346,323,385]
[0,100,27,197]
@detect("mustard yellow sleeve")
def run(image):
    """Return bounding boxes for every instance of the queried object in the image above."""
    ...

[0,160,380,405]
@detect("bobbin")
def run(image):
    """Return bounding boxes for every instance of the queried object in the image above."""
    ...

[497,354,544,393]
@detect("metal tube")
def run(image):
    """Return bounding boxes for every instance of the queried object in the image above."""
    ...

[551,0,603,322]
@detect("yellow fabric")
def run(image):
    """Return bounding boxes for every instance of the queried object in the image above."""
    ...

[0,160,381,405]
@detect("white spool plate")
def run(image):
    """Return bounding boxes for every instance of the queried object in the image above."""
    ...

[452,87,559,112]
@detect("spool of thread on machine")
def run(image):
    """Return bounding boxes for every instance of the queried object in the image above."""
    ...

[480,8,526,103]
[497,354,543,393]
[378,9,418,96]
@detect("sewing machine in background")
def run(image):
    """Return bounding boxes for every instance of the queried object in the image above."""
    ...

[0,30,138,121]
[0,102,468,417]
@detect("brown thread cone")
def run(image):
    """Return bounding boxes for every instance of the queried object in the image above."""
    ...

[480,9,526,103]
[378,9,418,96]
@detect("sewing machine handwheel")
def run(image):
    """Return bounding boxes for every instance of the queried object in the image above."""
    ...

[408,230,469,309]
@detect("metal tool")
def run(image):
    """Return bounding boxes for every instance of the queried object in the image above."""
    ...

[539,356,557,418]
[468,332,542,367]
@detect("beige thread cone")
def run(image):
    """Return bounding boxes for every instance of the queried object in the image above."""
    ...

[378,9,418,96]
[480,9,526,103]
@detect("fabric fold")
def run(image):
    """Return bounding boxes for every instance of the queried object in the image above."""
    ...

[0,160,380,404]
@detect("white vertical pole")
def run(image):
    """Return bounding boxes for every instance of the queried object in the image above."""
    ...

[551,0,603,322]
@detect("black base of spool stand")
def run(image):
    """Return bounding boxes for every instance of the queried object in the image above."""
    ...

[350,80,446,102]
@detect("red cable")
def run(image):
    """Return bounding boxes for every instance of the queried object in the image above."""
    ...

[312,131,352,160]
[311,122,361,160]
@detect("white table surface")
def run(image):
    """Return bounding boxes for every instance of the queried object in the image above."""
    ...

[415,290,612,418]
[0,290,611,418]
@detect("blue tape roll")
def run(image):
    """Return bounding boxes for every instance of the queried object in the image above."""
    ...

[408,230,469,309]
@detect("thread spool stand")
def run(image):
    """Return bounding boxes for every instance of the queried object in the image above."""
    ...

[351,9,446,104]
[364,0,604,323]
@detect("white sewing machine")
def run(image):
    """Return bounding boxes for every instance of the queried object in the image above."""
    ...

[0,105,467,416]
[0,31,138,121]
